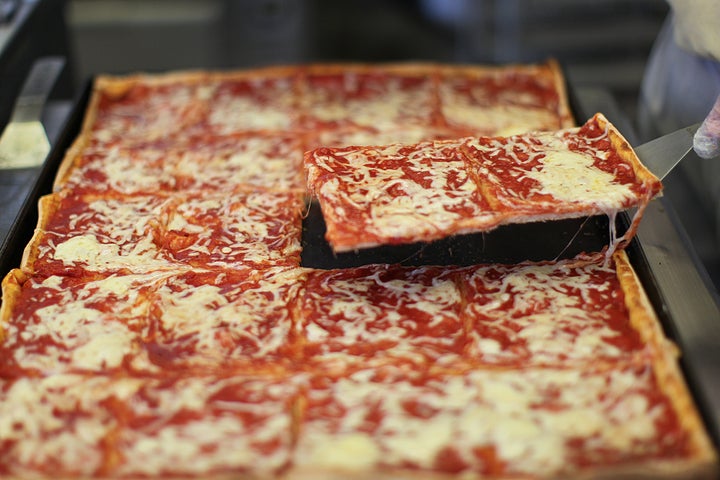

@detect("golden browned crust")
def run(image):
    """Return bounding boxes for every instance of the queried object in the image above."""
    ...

[18,193,61,274]
[614,250,718,471]
[594,112,662,193]
[0,269,28,343]
[614,250,674,352]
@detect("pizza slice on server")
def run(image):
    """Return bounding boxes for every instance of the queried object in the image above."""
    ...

[304,113,662,253]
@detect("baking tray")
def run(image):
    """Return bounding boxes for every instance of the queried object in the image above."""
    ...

[0,83,90,279]
[0,78,719,454]
[301,201,616,268]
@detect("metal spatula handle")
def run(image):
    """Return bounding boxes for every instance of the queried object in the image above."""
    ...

[633,123,701,180]
[9,56,65,123]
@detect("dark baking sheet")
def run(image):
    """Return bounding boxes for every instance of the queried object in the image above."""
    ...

[301,201,618,268]
[0,83,90,279]
[0,77,718,453]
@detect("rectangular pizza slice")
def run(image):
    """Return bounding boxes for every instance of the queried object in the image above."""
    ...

[22,188,305,275]
[291,362,716,479]
[296,263,467,372]
[305,113,662,253]
[0,268,166,376]
[111,373,299,478]
[143,266,305,373]
[82,72,212,150]
[158,189,305,269]
[0,374,135,477]
[437,60,575,136]
[201,67,301,135]
[458,251,661,368]
[22,192,176,276]
[297,63,440,132]
[0,372,301,478]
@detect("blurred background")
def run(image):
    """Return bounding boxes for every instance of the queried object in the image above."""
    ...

[6,0,720,293]
[64,0,669,123]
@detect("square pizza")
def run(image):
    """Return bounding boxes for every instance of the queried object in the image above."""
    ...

[305,138,500,251]
[160,189,304,269]
[86,73,211,149]
[112,373,299,477]
[0,374,135,477]
[144,266,305,372]
[0,269,163,376]
[298,64,438,132]
[293,364,714,478]
[24,192,175,276]
[305,114,662,252]
[201,68,300,135]
[457,252,655,367]
[437,61,574,136]
[297,263,467,371]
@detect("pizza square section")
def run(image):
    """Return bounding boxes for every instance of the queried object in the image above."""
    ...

[87,75,212,149]
[24,192,174,276]
[293,364,714,478]
[202,70,300,135]
[296,263,468,370]
[0,269,165,376]
[112,373,298,477]
[305,113,662,252]
[305,138,501,251]
[459,253,651,367]
[462,113,661,220]
[437,63,573,136]
[0,374,131,477]
[298,65,438,132]
[144,267,305,372]
[159,189,304,269]
[55,145,179,196]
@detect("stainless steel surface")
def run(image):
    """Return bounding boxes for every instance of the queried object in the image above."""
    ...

[576,84,720,442]
[0,56,64,168]
[637,199,720,442]
[634,123,701,180]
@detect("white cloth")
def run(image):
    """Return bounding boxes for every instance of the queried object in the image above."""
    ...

[667,0,720,61]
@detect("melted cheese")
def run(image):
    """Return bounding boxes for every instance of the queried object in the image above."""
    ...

[52,233,167,271]
[440,100,559,136]
[296,366,667,476]
[2,273,167,372]
[463,258,630,364]
[306,74,433,129]
[302,266,464,365]
[207,77,295,133]
[152,269,301,364]
[311,141,499,247]
[92,83,206,144]
[168,192,301,267]
[0,375,140,475]
[116,376,295,476]
[174,136,302,190]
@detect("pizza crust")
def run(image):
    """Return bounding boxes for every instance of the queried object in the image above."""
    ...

[615,250,718,469]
